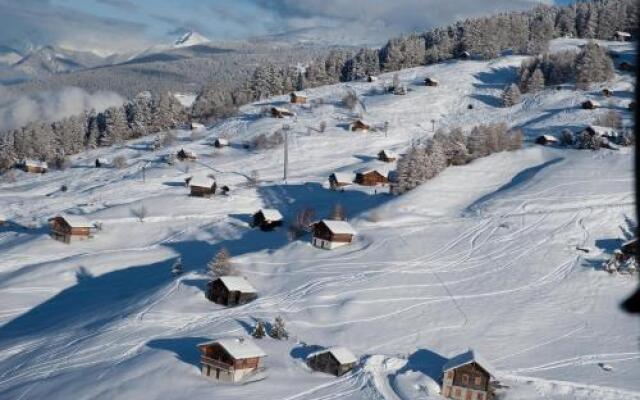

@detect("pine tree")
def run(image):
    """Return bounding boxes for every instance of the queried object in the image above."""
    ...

[269,316,288,340]
[575,41,614,90]
[502,84,522,107]
[251,320,266,339]
[526,68,546,92]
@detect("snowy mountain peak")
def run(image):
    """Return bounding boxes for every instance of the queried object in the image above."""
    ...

[173,31,210,48]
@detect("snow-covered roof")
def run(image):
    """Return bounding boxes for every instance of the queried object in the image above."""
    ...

[215,138,229,145]
[352,119,370,126]
[291,92,307,98]
[191,122,205,130]
[272,107,295,114]
[538,135,558,142]
[308,347,358,365]
[615,31,632,37]
[198,337,266,360]
[330,172,353,184]
[355,167,389,176]
[588,125,619,137]
[23,159,48,168]
[189,176,215,188]
[425,77,439,83]
[379,149,398,158]
[218,276,257,293]
[55,213,93,228]
[258,208,283,221]
[583,100,601,106]
[319,219,357,236]
[443,349,495,377]
[97,158,109,164]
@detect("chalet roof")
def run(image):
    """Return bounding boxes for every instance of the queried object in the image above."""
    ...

[583,100,601,107]
[319,219,357,236]
[55,213,93,229]
[308,347,358,365]
[425,77,439,83]
[538,135,558,142]
[198,337,266,360]
[218,276,257,293]
[615,31,632,37]
[272,106,295,114]
[291,92,307,98]
[330,172,353,184]
[215,138,229,145]
[588,125,619,137]
[352,119,370,127]
[379,149,398,158]
[355,167,389,176]
[97,158,109,164]
[258,208,283,221]
[191,122,205,129]
[443,349,495,377]
[189,176,215,188]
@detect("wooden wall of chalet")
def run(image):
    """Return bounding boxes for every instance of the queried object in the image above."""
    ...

[190,185,216,197]
[206,280,257,306]
[49,218,90,242]
[313,223,353,244]
[201,343,261,370]
[355,171,388,186]
[307,352,354,376]
[450,363,490,391]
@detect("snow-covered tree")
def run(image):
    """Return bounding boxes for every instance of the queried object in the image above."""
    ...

[575,41,614,90]
[526,68,546,92]
[269,316,288,340]
[208,248,232,277]
[502,84,522,107]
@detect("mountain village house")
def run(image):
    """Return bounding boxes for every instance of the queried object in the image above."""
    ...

[581,100,600,110]
[197,338,266,383]
[349,120,371,132]
[206,276,258,306]
[252,209,284,231]
[584,125,620,140]
[20,159,48,174]
[367,75,378,82]
[602,88,613,97]
[177,148,197,161]
[535,135,559,146]
[271,107,295,118]
[214,138,229,148]
[424,77,440,87]
[442,350,495,400]
[355,168,389,186]
[306,347,358,376]
[311,220,356,250]
[290,92,307,104]
[614,31,632,41]
[49,214,95,243]
[378,150,398,162]
[329,172,353,190]
[189,176,216,197]
[190,122,206,131]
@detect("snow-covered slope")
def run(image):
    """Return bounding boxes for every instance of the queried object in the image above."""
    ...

[0,39,637,400]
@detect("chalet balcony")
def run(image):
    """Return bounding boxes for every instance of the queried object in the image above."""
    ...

[201,356,233,371]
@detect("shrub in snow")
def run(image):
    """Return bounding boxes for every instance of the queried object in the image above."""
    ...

[252,320,266,339]
[269,316,288,340]
[251,130,285,150]
[208,248,232,277]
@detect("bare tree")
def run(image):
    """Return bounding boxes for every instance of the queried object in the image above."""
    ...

[130,203,148,222]
[595,110,622,129]
[319,121,327,133]
[330,203,347,221]
[288,207,315,240]
[342,89,359,111]
[208,247,232,277]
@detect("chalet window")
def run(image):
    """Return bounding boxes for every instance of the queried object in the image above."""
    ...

[462,374,469,385]
[474,376,482,385]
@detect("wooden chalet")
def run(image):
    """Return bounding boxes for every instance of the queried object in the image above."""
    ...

[442,350,495,400]
[354,168,389,186]
[214,138,229,148]
[378,149,398,162]
[252,209,284,231]
[20,159,48,174]
[290,92,308,104]
[306,347,358,376]
[49,214,94,243]
[349,120,371,133]
[0,214,6,226]
[366,75,378,82]
[584,125,619,139]
[535,135,559,146]
[614,31,632,41]
[206,276,258,306]
[311,219,356,250]
[189,176,216,197]
[177,148,197,161]
[424,77,439,87]
[198,338,266,383]
[271,107,295,118]
[95,158,109,168]
[581,100,600,110]
[602,88,613,97]
[329,172,353,190]
[191,122,206,131]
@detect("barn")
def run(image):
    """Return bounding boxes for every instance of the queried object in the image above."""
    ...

[49,214,94,243]
[614,31,632,41]
[306,347,358,376]
[189,176,216,197]
[535,135,559,146]
[290,92,308,104]
[191,122,206,131]
[271,107,295,118]
[442,350,495,400]
[367,75,378,82]
[95,158,110,168]
[424,77,439,87]
[349,120,371,132]
[311,220,356,250]
[198,338,266,383]
[206,276,258,306]
[378,150,398,162]
[602,88,613,97]
[252,209,284,231]
[354,168,389,186]
[329,172,353,190]
[581,100,600,110]
[20,159,48,174]
[177,148,197,161]
[214,138,230,148]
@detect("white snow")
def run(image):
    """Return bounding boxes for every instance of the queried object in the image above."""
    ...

[189,176,215,188]
[308,346,358,364]
[318,219,357,235]
[0,38,637,400]
[199,337,266,359]
[443,349,495,376]
[258,209,283,222]
[218,276,258,293]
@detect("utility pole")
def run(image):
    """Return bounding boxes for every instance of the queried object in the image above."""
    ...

[283,125,289,183]
[431,119,436,132]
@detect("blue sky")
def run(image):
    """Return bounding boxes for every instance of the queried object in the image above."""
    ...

[0,0,569,54]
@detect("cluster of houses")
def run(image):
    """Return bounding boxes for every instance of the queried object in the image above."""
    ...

[329,150,397,191]
[535,124,625,149]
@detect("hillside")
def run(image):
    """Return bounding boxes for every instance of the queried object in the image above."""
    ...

[0,38,637,400]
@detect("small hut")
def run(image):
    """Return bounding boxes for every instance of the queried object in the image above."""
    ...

[311,220,356,250]
[214,138,229,148]
[20,160,48,174]
[354,168,389,186]
[581,100,600,110]
[197,338,266,383]
[252,209,283,231]
[614,31,632,41]
[349,120,371,133]
[460,51,471,59]
[442,350,495,400]
[329,172,353,190]
[535,135,559,146]
[307,347,358,376]
[49,214,94,243]
[206,276,258,306]
[585,125,619,139]
[177,148,197,161]
[378,150,397,162]
[367,75,378,82]
[602,88,614,97]
[424,77,439,87]
[290,92,308,104]
[191,122,206,131]
[271,107,295,118]
[189,176,216,197]
[95,158,109,168]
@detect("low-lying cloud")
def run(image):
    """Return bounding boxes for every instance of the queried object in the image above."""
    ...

[0,87,124,131]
